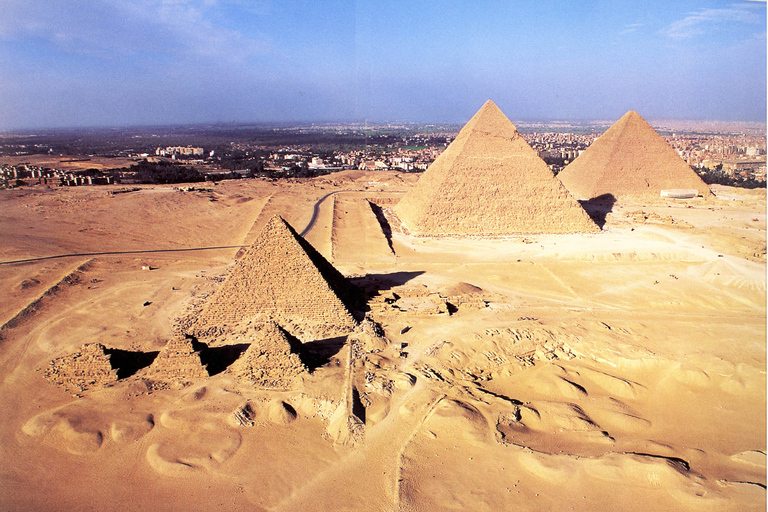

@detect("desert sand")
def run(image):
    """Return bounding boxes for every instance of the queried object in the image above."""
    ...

[0,170,765,511]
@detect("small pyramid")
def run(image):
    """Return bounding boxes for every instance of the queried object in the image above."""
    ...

[395,100,598,235]
[558,111,711,200]
[42,342,119,392]
[147,336,208,381]
[229,322,307,389]
[192,215,359,341]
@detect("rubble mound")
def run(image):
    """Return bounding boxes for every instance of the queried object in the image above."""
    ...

[395,100,598,235]
[438,282,483,297]
[347,316,388,353]
[558,110,711,200]
[192,215,360,341]
[228,322,307,389]
[146,336,208,382]
[41,343,118,393]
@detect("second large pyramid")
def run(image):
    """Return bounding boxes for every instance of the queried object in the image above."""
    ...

[395,100,598,235]
[558,111,711,200]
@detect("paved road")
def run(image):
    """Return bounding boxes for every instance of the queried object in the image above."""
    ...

[299,191,342,237]
[0,246,246,266]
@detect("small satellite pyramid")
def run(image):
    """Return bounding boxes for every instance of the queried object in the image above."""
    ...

[395,100,598,235]
[42,343,119,392]
[229,322,307,389]
[147,336,208,381]
[193,215,359,341]
[557,111,711,200]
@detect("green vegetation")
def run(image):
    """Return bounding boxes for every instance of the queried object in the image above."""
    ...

[128,161,204,184]
[696,165,766,189]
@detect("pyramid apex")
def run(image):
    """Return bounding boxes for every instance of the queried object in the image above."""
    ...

[260,214,298,241]
[620,110,647,124]
[266,214,288,227]
[461,100,518,138]
[475,99,503,116]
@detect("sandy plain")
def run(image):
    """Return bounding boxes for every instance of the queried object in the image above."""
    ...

[1,154,138,172]
[0,170,765,511]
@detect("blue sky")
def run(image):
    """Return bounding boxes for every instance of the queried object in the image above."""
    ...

[0,0,765,129]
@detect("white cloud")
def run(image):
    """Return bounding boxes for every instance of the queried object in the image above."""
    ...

[0,0,272,64]
[664,3,764,39]
[621,22,644,34]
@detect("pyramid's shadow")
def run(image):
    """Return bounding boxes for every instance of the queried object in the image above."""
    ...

[198,342,250,376]
[299,335,347,372]
[349,271,425,295]
[578,193,616,229]
[104,328,346,381]
[104,348,160,379]
[184,330,345,376]
[368,202,394,253]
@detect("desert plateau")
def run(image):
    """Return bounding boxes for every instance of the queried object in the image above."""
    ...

[2,0,766,508]
[0,135,765,512]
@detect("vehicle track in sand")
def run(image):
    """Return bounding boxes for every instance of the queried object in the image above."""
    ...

[300,191,343,237]
[0,246,246,266]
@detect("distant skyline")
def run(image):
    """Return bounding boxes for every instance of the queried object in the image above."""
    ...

[0,1,765,129]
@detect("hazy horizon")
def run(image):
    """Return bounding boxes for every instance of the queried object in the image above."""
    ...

[1,116,765,135]
[0,1,765,130]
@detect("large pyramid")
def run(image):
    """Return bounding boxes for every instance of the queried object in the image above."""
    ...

[192,215,359,341]
[394,100,598,235]
[557,111,711,200]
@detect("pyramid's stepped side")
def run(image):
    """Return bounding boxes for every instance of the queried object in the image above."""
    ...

[395,100,598,235]
[146,337,208,381]
[192,216,359,340]
[229,322,307,389]
[42,343,118,392]
[558,111,711,201]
